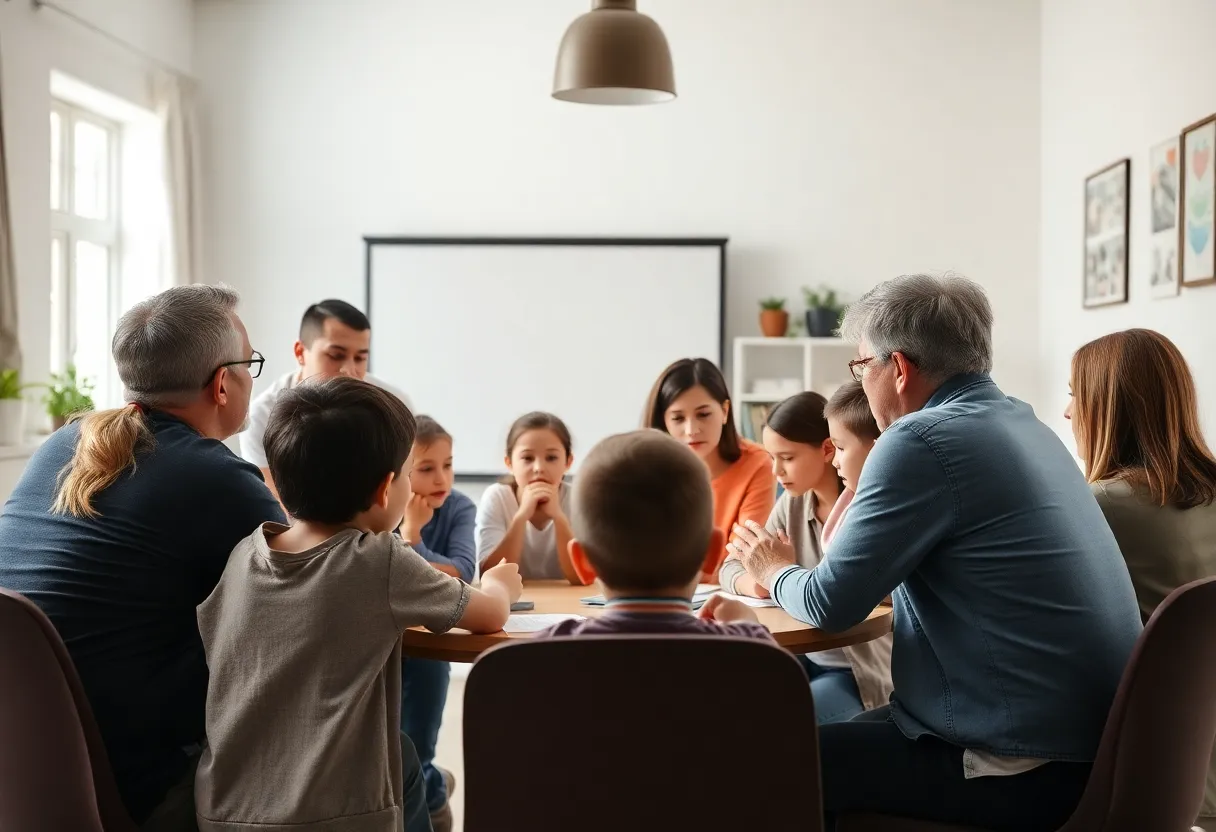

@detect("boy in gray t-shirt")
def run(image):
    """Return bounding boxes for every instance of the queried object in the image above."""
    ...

[195,377,522,832]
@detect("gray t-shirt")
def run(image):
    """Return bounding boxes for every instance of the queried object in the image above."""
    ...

[195,523,470,831]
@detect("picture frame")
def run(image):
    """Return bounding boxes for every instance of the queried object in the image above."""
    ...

[1149,136,1181,298]
[1083,158,1130,308]
[1180,113,1216,288]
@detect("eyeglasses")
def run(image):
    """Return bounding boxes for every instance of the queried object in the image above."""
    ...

[205,350,265,387]
[848,356,877,382]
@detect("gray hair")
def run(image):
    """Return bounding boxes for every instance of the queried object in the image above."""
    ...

[839,272,993,382]
[114,284,243,406]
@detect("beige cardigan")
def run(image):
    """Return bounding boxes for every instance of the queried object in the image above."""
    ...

[766,491,894,711]
[1093,478,1216,822]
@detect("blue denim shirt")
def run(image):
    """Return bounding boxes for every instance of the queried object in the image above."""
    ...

[772,374,1142,761]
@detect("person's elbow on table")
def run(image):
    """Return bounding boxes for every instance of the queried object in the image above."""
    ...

[455,562,523,633]
[771,565,885,633]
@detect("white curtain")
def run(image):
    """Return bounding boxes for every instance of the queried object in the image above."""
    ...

[153,71,202,287]
[0,42,21,372]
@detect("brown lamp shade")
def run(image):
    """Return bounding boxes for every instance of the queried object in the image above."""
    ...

[552,0,676,105]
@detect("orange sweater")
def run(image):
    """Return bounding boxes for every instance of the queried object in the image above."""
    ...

[708,440,777,581]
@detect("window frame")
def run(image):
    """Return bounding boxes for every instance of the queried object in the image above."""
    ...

[50,98,123,403]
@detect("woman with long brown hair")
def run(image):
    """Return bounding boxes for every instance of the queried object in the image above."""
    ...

[643,358,776,581]
[1067,328,1216,827]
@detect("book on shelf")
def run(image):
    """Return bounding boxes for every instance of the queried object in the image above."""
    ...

[740,401,774,442]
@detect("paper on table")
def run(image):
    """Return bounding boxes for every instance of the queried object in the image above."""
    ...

[502,613,586,634]
[715,591,780,608]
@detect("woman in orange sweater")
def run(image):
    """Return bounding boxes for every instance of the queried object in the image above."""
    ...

[644,358,776,582]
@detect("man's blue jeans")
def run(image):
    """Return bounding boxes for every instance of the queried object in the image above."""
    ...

[799,656,865,725]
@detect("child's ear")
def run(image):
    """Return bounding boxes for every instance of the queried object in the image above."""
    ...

[292,340,306,367]
[565,454,574,471]
[568,540,598,585]
[503,454,512,471]
[701,527,726,575]
[822,437,836,461]
[373,471,395,509]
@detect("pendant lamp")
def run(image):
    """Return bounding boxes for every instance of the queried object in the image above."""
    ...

[552,0,676,105]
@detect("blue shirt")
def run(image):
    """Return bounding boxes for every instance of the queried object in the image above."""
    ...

[0,412,285,822]
[414,490,477,583]
[772,374,1142,761]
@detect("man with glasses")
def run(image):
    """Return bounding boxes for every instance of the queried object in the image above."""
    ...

[730,273,1143,831]
[0,285,432,832]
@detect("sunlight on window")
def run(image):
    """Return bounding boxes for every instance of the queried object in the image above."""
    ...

[73,120,109,220]
[51,86,161,408]
[73,241,111,403]
[50,111,62,211]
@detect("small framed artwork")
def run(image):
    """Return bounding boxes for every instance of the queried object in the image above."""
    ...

[1149,136,1181,298]
[1083,158,1130,307]
[1180,113,1216,287]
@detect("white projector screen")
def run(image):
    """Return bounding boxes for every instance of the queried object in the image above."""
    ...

[366,238,725,477]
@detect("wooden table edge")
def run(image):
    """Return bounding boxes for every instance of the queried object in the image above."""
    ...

[402,605,893,664]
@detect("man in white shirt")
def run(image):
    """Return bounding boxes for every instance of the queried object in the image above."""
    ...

[239,299,412,501]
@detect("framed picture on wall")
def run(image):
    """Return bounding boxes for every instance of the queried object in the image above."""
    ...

[1149,137,1181,298]
[1083,159,1130,307]
[1180,114,1216,287]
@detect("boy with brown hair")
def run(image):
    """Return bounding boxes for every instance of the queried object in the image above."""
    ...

[195,377,522,832]
[538,429,772,638]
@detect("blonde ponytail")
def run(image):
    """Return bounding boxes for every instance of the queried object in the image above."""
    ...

[53,406,153,518]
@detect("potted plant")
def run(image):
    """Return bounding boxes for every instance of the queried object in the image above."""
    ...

[44,365,95,430]
[0,368,26,446]
[758,297,789,337]
[802,285,846,337]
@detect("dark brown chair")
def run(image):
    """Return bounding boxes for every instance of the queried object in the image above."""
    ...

[838,575,1216,832]
[0,587,137,832]
[463,635,822,832]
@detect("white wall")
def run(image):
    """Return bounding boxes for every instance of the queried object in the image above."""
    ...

[1040,0,1216,443]
[0,0,194,394]
[195,0,1043,411]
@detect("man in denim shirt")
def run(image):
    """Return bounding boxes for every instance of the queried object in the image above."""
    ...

[732,273,1142,831]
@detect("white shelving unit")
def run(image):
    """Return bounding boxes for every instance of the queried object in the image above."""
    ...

[731,336,857,436]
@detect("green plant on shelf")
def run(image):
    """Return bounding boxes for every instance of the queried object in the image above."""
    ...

[801,285,845,315]
[44,365,95,423]
[759,297,786,310]
[0,368,24,400]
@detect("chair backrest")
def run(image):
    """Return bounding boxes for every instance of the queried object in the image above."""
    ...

[463,635,822,832]
[1060,576,1216,832]
[0,588,136,832]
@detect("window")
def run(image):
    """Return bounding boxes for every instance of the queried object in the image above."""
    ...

[50,100,121,408]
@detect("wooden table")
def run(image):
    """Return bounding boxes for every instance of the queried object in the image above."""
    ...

[401,581,893,663]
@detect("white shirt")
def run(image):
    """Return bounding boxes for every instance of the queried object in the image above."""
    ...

[238,370,412,469]
[475,482,572,580]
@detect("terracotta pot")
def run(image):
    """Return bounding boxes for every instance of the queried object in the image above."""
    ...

[759,309,789,337]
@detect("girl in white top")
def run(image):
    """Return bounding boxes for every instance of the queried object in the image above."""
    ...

[476,412,583,584]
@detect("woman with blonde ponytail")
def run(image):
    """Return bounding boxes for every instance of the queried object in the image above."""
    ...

[53,401,152,518]
[0,284,286,827]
